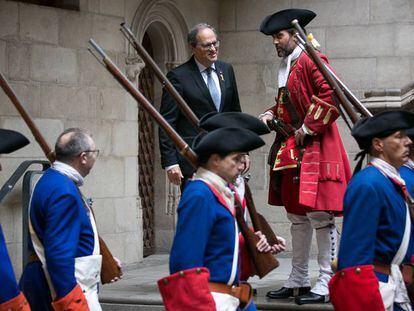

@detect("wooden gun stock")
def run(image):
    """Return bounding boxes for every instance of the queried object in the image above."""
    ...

[0,70,120,285]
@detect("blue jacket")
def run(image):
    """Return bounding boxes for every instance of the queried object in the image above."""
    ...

[20,168,95,307]
[401,165,414,197]
[338,166,414,282]
[170,179,240,285]
[0,225,20,303]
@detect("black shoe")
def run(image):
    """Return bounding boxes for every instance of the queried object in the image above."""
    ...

[294,292,329,305]
[266,286,311,299]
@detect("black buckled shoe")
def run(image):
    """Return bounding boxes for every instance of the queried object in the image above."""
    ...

[294,292,329,305]
[266,286,311,299]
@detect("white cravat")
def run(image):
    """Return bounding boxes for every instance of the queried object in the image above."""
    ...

[52,161,84,186]
[278,45,302,88]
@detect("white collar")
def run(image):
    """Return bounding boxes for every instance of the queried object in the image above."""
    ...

[194,57,216,73]
[404,159,414,170]
[52,161,84,187]
[278,45,302,88]
[370,157,405,186]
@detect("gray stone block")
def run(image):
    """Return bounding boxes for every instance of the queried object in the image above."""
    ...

[0,1,18,38]
[115,197,139,233]
[87,0,100,13]
[59,11,93,49]
[20,3,59,44]
[78,49,120,88]
[176,0,219,31]
[97,88,127,120]
[92,15,125,53]
[247,152,267,190]
[125,92,138,121]
[240,93,278,116]
[30,45,77,84]
[326,25,393,58]
[219,0,236,32]
[124,231,142,264]
[292,0,369,26]
[7,41,30,81]
[93,198,117,234]
[396,25,414,57]
[39,85,97,119]
[99,233,126,261]
[0,81,41,118]
[219,31,274,63]
[329,58,376,90]
[232,63,265,96]
[124,157,138,197]
[83,157,125,198]
[376,57,411,89]
[370,0,414,24]
[112,122,139,157]
[235,0,290,31]
[100,0,125,17]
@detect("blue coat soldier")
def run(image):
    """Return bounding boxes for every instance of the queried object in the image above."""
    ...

[158,127,272,311]
[20,128,108,311]
[329,111,414,311]
[0,129,30,311]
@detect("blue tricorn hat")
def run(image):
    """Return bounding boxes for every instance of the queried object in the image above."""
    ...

[0,129,30,154]
[199,112,270,136]
[260,8,316,35]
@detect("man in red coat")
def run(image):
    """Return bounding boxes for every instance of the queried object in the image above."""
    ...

[259,9,351,305]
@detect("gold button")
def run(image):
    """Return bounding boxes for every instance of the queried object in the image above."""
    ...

[163,278,168,284]
[355,267,361,274]
[196,268,201,274]
[340,271,345,277]
[179,271,185,277]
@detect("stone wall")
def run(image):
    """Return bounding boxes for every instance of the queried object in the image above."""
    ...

[217,0,414,256]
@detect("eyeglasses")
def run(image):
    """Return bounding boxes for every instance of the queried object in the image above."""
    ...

[198,40,220,50]
[83,149,100,157]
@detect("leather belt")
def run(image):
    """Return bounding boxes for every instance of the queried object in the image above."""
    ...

[28,253,40,264]
[208,282,253,307]
[374,262,414,285]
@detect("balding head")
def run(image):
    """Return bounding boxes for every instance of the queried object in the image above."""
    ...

[55,128,93,162]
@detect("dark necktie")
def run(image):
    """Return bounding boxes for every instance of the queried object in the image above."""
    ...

[205,67,221,111]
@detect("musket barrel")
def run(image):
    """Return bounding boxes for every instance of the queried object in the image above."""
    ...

[291,19,360,124]
[120,23,202,130]
[89,39,199,168]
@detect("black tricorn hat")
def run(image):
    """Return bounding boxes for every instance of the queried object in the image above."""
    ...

[199,112,270,136]
[193,127,265,158]
[260,8,316,35]
[407,127,414,139]
[351,110,414,150]
[0,129,30,154]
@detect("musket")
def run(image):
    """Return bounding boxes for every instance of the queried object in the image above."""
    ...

[0,70,121,285]
[120,23,201,132]
[119,23,282,247]
[89,39,279,278]
[291,19,364,124]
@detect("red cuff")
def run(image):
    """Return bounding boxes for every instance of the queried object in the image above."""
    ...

[51,284,89,311]
[0,292,30,311]
[157,267,215,311]
[329,265,385,311]
[304,95,339,135]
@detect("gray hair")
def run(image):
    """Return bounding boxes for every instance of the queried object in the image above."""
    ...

[55,128,93,162]
[187,23,217,47]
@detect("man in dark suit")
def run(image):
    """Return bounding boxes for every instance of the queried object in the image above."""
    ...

[159,23,242,189]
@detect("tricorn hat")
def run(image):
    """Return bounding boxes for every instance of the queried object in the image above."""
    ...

[0,129,30,154]
[351,110,414,151]
[193,127,264,159]
[407,127,414,139]
[199,112,270,136]
[260,8,316,35]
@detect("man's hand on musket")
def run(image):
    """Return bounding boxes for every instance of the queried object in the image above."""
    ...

[271,236,286,254]
[259,112,274,125]
[167,166,184,185]
[255,231,272,253]
[295,127,307,146]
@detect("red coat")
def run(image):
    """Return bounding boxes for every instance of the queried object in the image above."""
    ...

[267,52,351,214]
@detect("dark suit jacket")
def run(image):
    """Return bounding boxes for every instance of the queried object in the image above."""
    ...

[159,56,241,176]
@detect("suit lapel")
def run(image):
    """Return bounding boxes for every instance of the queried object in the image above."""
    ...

[189,56,217,111]
[215,62,226,112]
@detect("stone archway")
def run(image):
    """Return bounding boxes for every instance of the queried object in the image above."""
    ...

[129,0,189,254]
